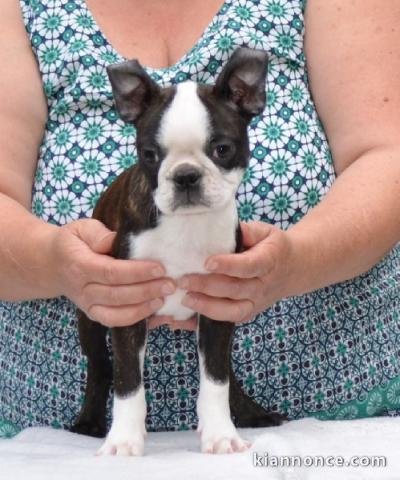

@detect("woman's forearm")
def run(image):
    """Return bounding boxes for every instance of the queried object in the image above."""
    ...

[0,192,59,301]
[286,145,400,297]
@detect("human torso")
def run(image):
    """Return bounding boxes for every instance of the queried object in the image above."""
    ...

[84,0,227,69]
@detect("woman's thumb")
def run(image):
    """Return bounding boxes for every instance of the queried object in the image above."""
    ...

[240,221,274,248]
[76,219,117,254]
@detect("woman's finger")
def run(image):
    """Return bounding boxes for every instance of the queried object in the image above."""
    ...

[181,292,254,323]
[82,279,176,307]
[87,298,164,327]
[178,273,261,300]
[85,255,167,285]
[240,221,274,248]
[204,249,267,279]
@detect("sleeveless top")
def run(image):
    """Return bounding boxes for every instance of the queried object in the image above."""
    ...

[1,0,399,439]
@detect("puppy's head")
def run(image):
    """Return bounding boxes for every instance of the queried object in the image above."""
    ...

[107,48,268,215]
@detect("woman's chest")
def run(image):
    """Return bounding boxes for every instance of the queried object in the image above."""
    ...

[84,0,226,69]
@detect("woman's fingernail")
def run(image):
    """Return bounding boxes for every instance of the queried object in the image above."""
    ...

[150,298,163,309]
[177,277,189,289]
[205,260,217,271]
[161,282,175,295]
[152,266,165,277]
[182,294,196,308]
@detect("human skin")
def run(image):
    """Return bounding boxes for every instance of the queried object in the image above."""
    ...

[0,0,399,331]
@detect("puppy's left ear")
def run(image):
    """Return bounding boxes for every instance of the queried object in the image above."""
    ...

[106,59,160,124]
[214,48,269,120]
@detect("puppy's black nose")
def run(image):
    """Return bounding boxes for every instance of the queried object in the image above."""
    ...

[173,165,202,191]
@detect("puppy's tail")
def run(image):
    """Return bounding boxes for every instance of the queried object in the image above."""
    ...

[229,363,287,428]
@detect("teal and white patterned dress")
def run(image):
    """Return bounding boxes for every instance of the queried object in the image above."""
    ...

[1,0,399,439]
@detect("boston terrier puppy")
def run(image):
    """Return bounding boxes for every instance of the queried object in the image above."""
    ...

[71,48,285,456]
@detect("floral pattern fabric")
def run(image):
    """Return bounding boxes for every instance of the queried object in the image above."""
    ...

[0,0,399,438]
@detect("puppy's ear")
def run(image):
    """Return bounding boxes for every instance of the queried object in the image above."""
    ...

[106,60,160,124]
[214,48,268,119]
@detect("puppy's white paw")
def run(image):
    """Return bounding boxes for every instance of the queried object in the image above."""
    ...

[200,421,251,454]
[96,430,145,456]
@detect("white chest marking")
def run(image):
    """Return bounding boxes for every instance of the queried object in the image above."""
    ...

[129,202,238,320]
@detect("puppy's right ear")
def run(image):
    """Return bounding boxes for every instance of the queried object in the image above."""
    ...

[106,60,160,124]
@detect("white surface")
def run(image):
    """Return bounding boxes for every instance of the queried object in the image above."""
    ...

[0,417,399,480]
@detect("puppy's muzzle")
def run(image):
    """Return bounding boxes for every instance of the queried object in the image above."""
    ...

[172,164,206,209]
[172,164,202,191]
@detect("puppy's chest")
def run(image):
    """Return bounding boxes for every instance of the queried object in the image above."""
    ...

[128,209,237,320]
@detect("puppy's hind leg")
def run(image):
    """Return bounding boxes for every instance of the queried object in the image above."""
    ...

[70,310,112,438]
[97,319,148,456]
[229,363,287,428]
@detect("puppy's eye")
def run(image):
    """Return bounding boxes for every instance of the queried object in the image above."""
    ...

[212,143,235,161]
[142,148,159,164]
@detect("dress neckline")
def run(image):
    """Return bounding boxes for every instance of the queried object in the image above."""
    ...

[79,0,232,74]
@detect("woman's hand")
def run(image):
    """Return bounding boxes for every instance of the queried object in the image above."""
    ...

[174,221,296,327]
[47,218,177,327]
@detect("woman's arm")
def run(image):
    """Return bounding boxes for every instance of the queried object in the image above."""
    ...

[286,0,400,293]
[0,0,58,299]
[175,0,400,326]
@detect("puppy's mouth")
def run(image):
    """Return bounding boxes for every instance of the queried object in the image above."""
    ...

[171,190,211,213]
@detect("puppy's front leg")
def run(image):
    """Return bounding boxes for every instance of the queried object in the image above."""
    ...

[197,316,251,454]
[97,319,148,456]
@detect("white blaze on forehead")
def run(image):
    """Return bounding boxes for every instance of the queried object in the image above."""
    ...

[158,81,209,150]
